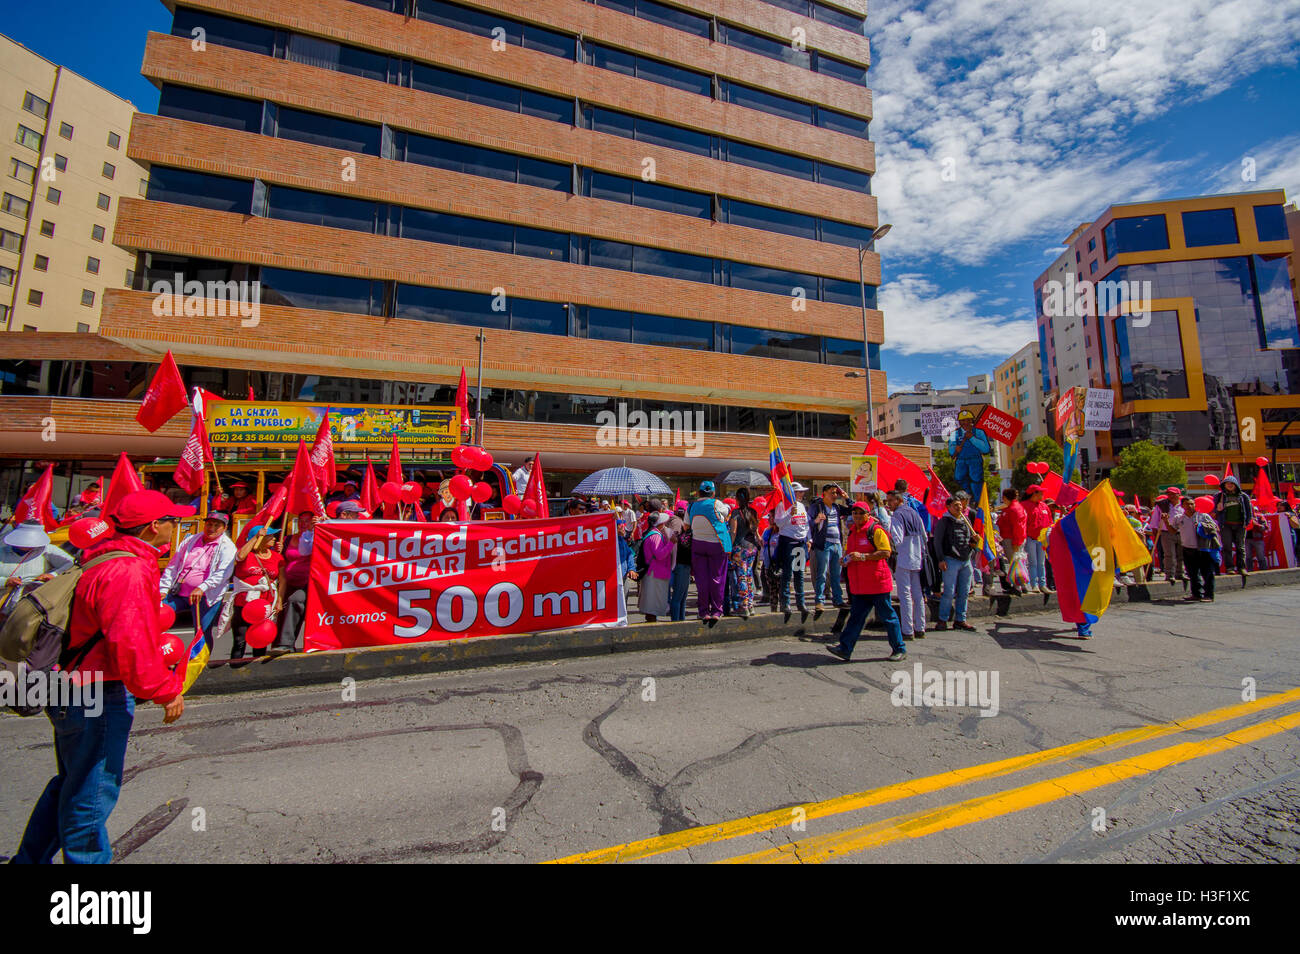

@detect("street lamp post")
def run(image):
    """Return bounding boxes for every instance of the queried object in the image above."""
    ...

[856,223,891,442]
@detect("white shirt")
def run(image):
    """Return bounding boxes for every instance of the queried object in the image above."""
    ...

[773,501,809,541]
[513,467,530,496]
[159,532,237,603]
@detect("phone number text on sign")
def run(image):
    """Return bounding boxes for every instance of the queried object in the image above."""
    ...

[304,513,624,650]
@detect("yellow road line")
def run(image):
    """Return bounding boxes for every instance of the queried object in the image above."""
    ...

[547,687,1300,864]
[724,708,1300,863]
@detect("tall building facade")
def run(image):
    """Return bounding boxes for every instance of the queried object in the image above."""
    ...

[991,340,1044,470]
[1034,190,1297,484]
[1,0,918,500]
[1,35,148,333]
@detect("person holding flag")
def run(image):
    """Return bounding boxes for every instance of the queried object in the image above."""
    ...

[932,492,978,631]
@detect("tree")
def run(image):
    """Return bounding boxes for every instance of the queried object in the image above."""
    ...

[932,446,999,498]
[1011,436,1070,491]
[1110,440,1188,502]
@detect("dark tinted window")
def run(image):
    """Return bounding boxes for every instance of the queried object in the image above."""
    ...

[720,22,810,69]
[1254,204,1289,242]
[286,34,389,82]
[823,278,873,307]
[1182,208,1239,247]
[825,337,880,369]
[730,262,817,297]
[723,198,816,240]
[727,140,815,180]
[395,284,508,329]
[521,89,573,123]
[146,167,253,214]
[819,217,875,248]
[817,107,869,138]
[585,307,633,342]
[815,53,866,85]
[817,162,871,192]
[633,313,713,350]
[415,1,575,59]
[588,239,634,271]
[633,114,710,155]
[635,246,714,283]
[518,156,570,191]
[722,81,814,124]
[1115,309,1187,401]
[1103,214,1169,256]
[171,8,275,56]
[633,179,710,218]
[813,2,866,32]
[731,326,821,363]
[586,42,711,97]
[266,185,378,233]
[514,226,569,261]
[511,298,568,335]
[158,84,263,133]
[261,267,384,315]
[276,107,381,155]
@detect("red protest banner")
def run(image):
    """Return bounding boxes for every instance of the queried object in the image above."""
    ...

[1054,388,1076,433]
[304,513,624,651]
[975,405,1024,446]
[862,438,928,498]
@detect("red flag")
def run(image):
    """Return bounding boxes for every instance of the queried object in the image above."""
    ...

[309,407,336,497]
[173,416,207,496]
[1225,461,1235,481]
[361,456,380,516]
[523,453,547,516]
[12,465,57,530]
[287,439,326,519]
[924,467,949,522]
[1039,470,1064,501]
[1288,483,1298,511]
[456,368,471,432]
[1057,481,1089,509]
[247,385,255,401]
[101,452,144,520]
[136,350,188,432]
[863,438,927,498]
[237,481,288,546]
[1254,467,1277,512]
[384,436,404,518]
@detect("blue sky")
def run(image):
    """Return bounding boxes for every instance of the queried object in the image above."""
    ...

[6,0,1300,398]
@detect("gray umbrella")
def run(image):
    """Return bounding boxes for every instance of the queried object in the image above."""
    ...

[715,469,772,489]
[573,466,671,496]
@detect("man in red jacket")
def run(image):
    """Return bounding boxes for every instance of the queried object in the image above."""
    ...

[13,490,192,865]
[996,487,1029,595]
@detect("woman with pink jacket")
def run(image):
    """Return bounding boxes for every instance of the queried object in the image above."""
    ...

[638,512,675,621]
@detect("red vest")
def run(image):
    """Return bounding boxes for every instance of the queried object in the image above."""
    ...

[846,520,893,595]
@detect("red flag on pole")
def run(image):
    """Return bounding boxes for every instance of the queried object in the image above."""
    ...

[523,453,547,516]
[1254,467,1278,512]
[384,436,404,518]
[1225,461,1235,482]
[12,465,57,530]
[455,368,471,432]
[309,407,336,497]
[136,350,189,432]
[101,452,143,521]
[287,439,326,519]
[173,417,207,496]
[924,467,950,522]
[863,438,928,499]
[360,455,380,516]
[237,481,288,546]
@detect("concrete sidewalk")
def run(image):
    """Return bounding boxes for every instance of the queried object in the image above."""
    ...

[185,567,1300,697]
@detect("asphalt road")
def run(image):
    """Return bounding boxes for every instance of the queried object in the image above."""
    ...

[3,582,1298,864]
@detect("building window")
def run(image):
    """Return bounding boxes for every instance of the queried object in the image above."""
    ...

[0,228,22,252]
[97,193,111,211]
[54,155,67,172]
[1115,309,1187,401]
[146,167,256,214]
[81,289,95,307]
[0,265,13,285]
[125,268,135,287]
[139,178,149,197]
[28,289,42,306]
[1102,214,1169,257]
[34,254,49,270]
[45,186,60,204]
[1181,208,1238,247]
[22,91,51,118]
[86,256,100,274]
[15,124,43,151]
[107,131,122,149]
[76,321,90,332]
[91,224,105,241]
[158,83,265,134]
[39,220,54,237]
[1254,204,1289,242]
[1088,237,1096,252]
[1,193,30,218]
[1089,259,1098,275]
[102,162,116,180]
[9,158,36,183]
[59,122,73,139]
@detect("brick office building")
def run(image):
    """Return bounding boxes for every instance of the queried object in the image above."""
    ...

[1,0,923,504]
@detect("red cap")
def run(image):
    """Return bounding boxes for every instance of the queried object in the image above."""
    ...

[1026,483,1042,493]
[1166,486,1182,495]
[111,490,196,527]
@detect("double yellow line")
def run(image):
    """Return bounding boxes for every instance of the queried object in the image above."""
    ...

[548,687,1300,864]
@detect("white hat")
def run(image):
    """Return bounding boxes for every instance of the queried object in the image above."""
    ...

[790,482,808,492]
[3,521,50,549]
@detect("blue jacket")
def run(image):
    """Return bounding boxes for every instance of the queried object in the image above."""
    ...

[905,493,931,532]
[1213,489,1253,526]
[806,498,847,550]
[948,427,991,461]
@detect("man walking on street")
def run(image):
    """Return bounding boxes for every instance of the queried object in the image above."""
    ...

[773,482,810,614]
[886,489,927,640]
[933,492,978,631]
[1174,496,1217,602]
[13,490,190,864]
[827,501,906,662]
[807,483,848,609]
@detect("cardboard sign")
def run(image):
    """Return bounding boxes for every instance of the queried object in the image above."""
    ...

[849,455,878,494]
[975,405,1024,446]
[1084,388,1115,431]
[1054,388,1076,433]
[918,408,958,439]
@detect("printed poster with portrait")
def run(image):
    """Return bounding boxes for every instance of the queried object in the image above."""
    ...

[849,455,878,494]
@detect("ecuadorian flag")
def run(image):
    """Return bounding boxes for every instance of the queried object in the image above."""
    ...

[972,482,998,570]
[768,422,795,507]
[1048,479,1152,625]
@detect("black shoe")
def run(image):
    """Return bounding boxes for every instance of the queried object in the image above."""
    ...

[934,620,948,631]
[912,630,926,639]
[826,644,850,661]
[266,645,294,658]
[954,621,976,632]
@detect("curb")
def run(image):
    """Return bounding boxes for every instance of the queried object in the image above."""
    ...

[188,567,1300,697]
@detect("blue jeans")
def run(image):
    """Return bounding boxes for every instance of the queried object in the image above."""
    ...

[776,537,808,609]
[669,561,692,621]
[812,543,843,605]
[14,682,135,864]
[1025,538,1047,588]
[838,593,905,657]
[164,591,224,651]
[939,555,973,623]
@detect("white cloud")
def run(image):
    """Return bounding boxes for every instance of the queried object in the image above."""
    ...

[881,274,1037,358]
[1207,135,1300,200]
[868,0,1300,266]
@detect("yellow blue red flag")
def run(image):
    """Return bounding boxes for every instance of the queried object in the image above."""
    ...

[768,422,795,506]
[972,481,998,569]
[1048,479,1151,624]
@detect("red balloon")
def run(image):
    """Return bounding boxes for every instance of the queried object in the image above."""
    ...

[400,481,423,504]
[325,501,342,518]
[1204,474,1221,487]
[502,494,522,515]
[68,517,112,551]
[723,497,737,508]
[449,474,473,499]
[473,447,494,470]
[1256,456,1270,468]
[521,500,538,518]
[752,498,769,514]
[451,445,475,469]
[1026,461,1046,475]
[159,632,186,670]
[241,598,271,624]
[245,619,277,649]
[471,481,494,504]
[157,602,177,632]
[1194,495,1215,514]
[379,481,403,504]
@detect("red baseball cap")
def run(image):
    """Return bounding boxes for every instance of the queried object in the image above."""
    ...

[1026,483,1042,493]
[1166,486,1182,495]
[111,490,196,527]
